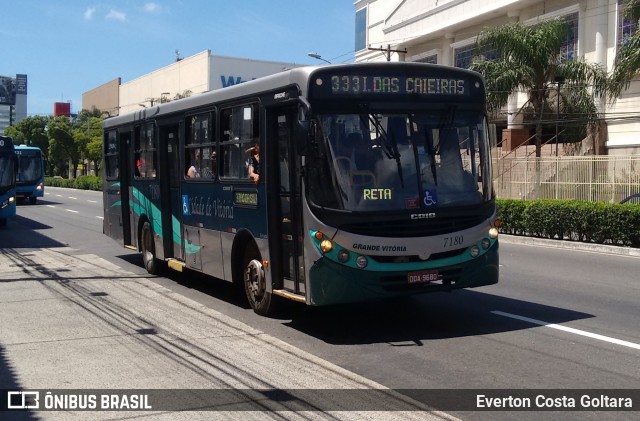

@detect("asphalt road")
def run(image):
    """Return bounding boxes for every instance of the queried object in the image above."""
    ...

[1,187,638,421]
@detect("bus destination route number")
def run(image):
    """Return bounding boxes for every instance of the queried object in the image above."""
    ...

[327,75,467,96]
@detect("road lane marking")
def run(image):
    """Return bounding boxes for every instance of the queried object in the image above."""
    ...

[96,216,104,219]
[69,197,78,200]
[46,205,55,208]
[87,200,97,203]
[65,209,79,214]
[492,311,640,351]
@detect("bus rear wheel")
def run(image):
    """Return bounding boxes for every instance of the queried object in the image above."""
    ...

[243,245,274,316]
[141,221,161,275]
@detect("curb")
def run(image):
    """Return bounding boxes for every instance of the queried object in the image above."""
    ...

[499,234,640,257]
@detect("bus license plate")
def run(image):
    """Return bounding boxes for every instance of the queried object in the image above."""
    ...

[408,270,439,284]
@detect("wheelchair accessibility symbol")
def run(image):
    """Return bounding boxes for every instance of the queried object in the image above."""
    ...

[423,190,437,207]
[182,195,190,215]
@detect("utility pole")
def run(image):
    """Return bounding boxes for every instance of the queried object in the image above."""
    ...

[367,44,407,61]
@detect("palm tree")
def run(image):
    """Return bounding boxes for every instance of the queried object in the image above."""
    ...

[609,0,640,99]
[470,18,609,157]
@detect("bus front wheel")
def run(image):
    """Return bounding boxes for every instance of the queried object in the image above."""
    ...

[243,246,274,316]
[141,221,161,275]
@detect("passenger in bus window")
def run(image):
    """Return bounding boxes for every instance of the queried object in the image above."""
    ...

[187,150,201,178]
[202,150,216,179]
[136,155,145,177]
[247,144,260,184]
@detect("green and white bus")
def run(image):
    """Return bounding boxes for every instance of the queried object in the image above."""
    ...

[103,62,499,316]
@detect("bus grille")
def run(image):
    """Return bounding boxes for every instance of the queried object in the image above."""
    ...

[340,214,487,237]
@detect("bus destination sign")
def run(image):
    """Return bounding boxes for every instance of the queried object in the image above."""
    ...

[314,74,473,97]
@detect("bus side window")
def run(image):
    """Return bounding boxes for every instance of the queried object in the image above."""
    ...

[185,112,215,180]
[220,104,259,181]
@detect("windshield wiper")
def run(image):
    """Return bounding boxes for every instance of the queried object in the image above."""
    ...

[359,108,404,187]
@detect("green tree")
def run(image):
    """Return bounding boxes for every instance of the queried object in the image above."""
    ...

[48,116,79,178]
[76,115,103,174]
[3,125,23,142]
[470,18,609,157]
[6,115,50,151]
[609,0,640,99]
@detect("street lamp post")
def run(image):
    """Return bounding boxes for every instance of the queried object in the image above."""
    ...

[307,52,331,64]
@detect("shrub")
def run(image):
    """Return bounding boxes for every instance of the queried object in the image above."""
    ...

[496,198,640,247]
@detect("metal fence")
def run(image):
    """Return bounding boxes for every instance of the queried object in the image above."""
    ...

[493,155,640,203]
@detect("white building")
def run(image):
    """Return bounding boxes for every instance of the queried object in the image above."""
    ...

[354,0,640,156]
[83,50,302,116]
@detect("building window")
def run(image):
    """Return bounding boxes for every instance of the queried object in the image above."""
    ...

[559,12,579,61]
[618,0,638,46]
[355,8,367,52]
[454,44,475,69]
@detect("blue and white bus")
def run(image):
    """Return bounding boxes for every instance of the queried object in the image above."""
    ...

[103,62,499,316]
[0,136,17,227]
[15,145,45,204]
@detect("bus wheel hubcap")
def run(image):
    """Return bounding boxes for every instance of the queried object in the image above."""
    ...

[245,259,264,300]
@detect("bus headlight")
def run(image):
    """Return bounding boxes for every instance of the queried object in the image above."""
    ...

[470,245,480,258]
[320,239,333,253]
[489,227,499,239]
[36,183,43,190]
[481,238,491,250]
[356,255,368,269]
[337,249,350,263]
[9,196,14,203]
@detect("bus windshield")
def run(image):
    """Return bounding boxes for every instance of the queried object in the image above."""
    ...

[308,110,492,212]
[17,151,43,184]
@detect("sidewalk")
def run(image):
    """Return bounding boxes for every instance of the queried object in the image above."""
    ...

[0,246,458,420]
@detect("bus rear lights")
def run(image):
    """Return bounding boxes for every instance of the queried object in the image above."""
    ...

[356,255,368,269]
[320,239,333,253]
[470,245,480,258]
[489,227,499,239]
[337,249,350,263]
[262,260,269,268]
[481,238,491,250]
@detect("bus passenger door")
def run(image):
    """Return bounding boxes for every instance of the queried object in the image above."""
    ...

[120,130,134,246]
[159,123,182,260]
[268,107,305,295]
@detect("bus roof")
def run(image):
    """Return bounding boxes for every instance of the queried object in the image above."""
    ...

[103,62,484,129]
[14,144,42,151]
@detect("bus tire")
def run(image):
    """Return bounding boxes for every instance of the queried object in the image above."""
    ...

[29,197,37,205]
[243,245,274,316]
[141,221,161,275]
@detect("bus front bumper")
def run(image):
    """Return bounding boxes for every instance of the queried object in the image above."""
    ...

[307,242,499,306]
